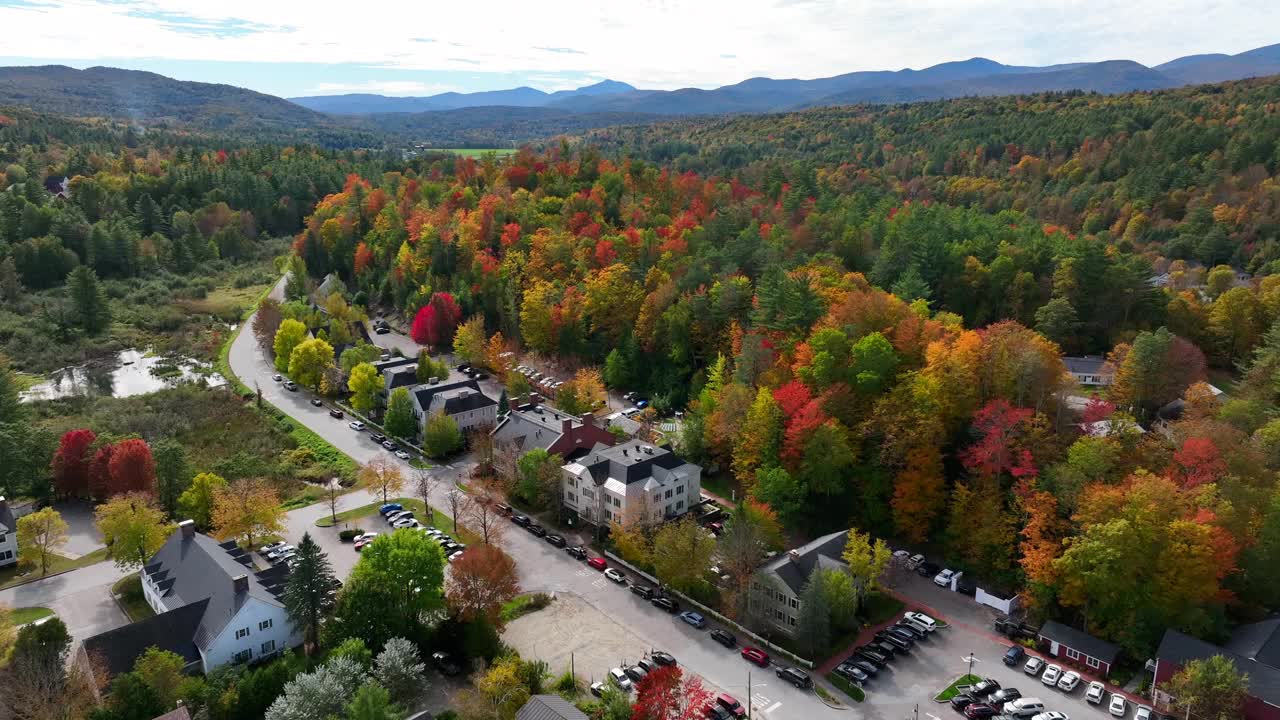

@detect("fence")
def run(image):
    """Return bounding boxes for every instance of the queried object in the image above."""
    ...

[975,587,1021,614]
[602,550,815,670]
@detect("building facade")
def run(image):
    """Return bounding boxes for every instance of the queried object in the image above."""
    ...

[0,497,18,568]
[1063,356,1114,386]
[410,379,499,435]
[561,441,700,526]
[490,403,617,478]
[749,530,851,637]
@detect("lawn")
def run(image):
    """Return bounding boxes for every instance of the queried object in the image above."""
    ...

[698,471,739,502]
[9,607,54,625]
[500,593,553,623]
[436,148,516,158]
[861,591,906,626]
[0,548,111,590]
[111,574,156,622]
[315,497,480,544]
[934,673,983,701]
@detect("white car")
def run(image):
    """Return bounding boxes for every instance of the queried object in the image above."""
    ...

[608,667,633,692]
[348,421,365,431]
[604,568,626,584]
[386,510,413,523]
[353,532,378,543]
[1031,713,1069,720]
[259,540,287,555]
[1024,656,1045,675]
[907,553,925,568]
[1057,670,1081,691]
[1041,664,1062,686]
[902,611,938,632]
[392,518,420,529]
[1108,693,1128,717]
[447,550,464,562]
[1086,681,1106,704]
[394,450,411,460]
[1134,706,1152,720]
[266,545,296,560]
[933,568,956,587]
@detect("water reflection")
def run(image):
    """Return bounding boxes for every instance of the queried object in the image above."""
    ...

[20,349,226,402]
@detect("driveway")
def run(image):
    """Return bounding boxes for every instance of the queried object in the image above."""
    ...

[52,499,106,559]
[0,560,128,641]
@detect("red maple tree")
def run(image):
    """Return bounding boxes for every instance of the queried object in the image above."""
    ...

[410,292,463,348]
[88,443,116,500]
[1171,437,1227,489]
[109,439,157,495]
[772,380,813,419]
[630,665,716,720]
[960,399,1038,479]
[51,428,96,497]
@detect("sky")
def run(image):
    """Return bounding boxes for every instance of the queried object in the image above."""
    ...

[0,0,1277,98]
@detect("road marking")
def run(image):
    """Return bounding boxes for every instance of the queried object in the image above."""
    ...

[751,693,770,707]
[960,655,982,663]
[592,578,607,588]
[926,714,941,720]
[764,701,782,714]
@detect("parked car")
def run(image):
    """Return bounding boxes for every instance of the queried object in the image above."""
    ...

[1057,670,1081,692]
[608,668,632,692]
[1040,664,1062,687]
[679,611,706,629]
[1030,713,1069,720]
[511,513,530,527]
[834,662,868,684]
[1085,681,1106,704]
[266,545,296,560]
[710,629,737,648]
[740,647,769,667]
[1024,657,1045,676]
[651,596,679,613]
[587,556,607,570]
[394,450,410,460]
[1108,693,1128,717]
[379,503,402,515]
[950,694,977,711]
[775,666,811,689]
[1134,705,1153,720]
[916,561,941,577]
[272,374,282,382]
[903,611,939,633]
[934,568,957,587]
[906,553,925,568]
[623,665,648,684]
[847,658,879,677]
[891,622,925,641]
[330,408,344,419]
[495,503,513,514]
[284,381,298,391]
[714,694,746,718]
[527,523,547,538]
[875,630,913,651]
[853,646,888,666]
[989,688,1022,705]
[259,540,287,555]
[353,536,377,551]
[381,440,397,451]
[370,432,386,443]
[272,550,297,564]
[589,681,606,698]
[447,550,463,562]
[392,518,419,529]
[872,640,899,658]
[374,326,390,335]
[310,398,323,407]
[650,651,677,667]
[604,568,626,584]
[431,651,462,676]
[1003,645,1026,666]
[386,510,413,523]
[964,704,997,719]
[970,679,1001,698]
[544,534,566,547]
[566,546,587,560]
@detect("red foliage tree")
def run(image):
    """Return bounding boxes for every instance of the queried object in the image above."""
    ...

[88,442,116,500]
[772,380,812,418]
[500,222,521,247]
[109,439,157,495]
[960,399,1038,478]
[594,238,618,267]
[630,665,716,720]
[353,242,374,275]
[780,398,827,465]
[1171,437,1227,489]
[410,292,463,348]
[51,428,96,497]
[1081,395,1115,425]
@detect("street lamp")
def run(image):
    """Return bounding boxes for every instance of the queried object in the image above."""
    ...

[966,651,977,680]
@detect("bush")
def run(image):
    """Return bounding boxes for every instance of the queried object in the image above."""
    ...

[339,529,364,542]
[827,673,864,702]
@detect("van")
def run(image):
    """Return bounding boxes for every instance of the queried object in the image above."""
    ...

[1003,698,1046,718]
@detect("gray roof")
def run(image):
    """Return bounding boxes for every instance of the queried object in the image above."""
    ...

[516,695,588,720]
[758,529,850,595]
[491,405,581,452]
[411,379,493,417]
[0,498,14,534]
[577,441,687,485]
[1062,356,1110,375]
[1158,628,1280,706]
[1227,618,1280,668]
[82,598,208,678]
[1038,620,1119,665]
[153,708,192,720]
[143,527,287,651]
[385,365,420,391]
[372,357,416,375]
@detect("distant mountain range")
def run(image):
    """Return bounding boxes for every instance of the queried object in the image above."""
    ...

[292,43,1280,116]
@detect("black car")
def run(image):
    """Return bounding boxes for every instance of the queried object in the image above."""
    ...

[374,326,391,335]
[544,534,566,547]
[456,364,471,372]
[847,658,879,676]
[370,432,387,443]
[833,662,868,684]
[310,398,323,407]
[431,651,463,676]
[1003,645,1026,667]
[893,622,926,640]
[988,688,1021,705]
[651,596,679,613]
[630,584,656,600]
[704,706,733,720]
[916,561,941,577]
[970,678,1001,698]
[511,514,530,527]
[854,646,888,666]
[328,408,344,419]
[565,545,587,560]
[710,629,737,648]
[775,667,812,689]
[875,631,913,652]
[474,372,489,380]
[527,523,547,537]
[650,651,677,667]
[964,705,997,719]
[624,665,648,683]
[950,694,976,711]
[872,640,898,658]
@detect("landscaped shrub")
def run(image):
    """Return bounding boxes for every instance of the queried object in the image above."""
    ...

[339,529,364,542]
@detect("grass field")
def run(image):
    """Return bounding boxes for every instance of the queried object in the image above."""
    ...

[9,607,54,625]
[112,574,156,622]
[436,148,516,158]
[0,548,111,590]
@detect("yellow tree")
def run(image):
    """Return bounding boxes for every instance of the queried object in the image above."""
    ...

[272,319,308,373]
[891,446,947,543]
[652,517,716,593]
[519,280,558,353]
[841,529,892,596]
[359,457,405,504]
[17,507,69,576]
[484,331,510,372]
[96,492,171,569]
[732,387,783,487]
[584,263,644,343]
[178,472,226,529]
[452,314,487,366]
[347,362,381,414]
[212,478,284,548]
[289,337,335,392]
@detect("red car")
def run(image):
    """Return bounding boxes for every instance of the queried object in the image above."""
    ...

[740,647,769,667]
[714,693,746,718]
[964,704,997,719]
[587,556,607,570]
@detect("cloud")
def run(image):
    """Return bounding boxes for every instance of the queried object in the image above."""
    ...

[303,79,456,96]
[534,46,586,55]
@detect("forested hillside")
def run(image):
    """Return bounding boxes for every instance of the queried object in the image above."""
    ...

[287,75,1280,656]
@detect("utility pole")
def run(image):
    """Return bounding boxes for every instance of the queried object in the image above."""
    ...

[747,671,752,720]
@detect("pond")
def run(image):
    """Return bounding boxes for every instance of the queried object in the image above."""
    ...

[20,348,226,402]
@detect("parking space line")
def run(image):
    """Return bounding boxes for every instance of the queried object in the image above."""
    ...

[764,701,782,714]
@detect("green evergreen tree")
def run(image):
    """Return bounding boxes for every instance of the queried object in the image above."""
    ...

[152,440,188,518]
[67,265,110,334]
[384,388,418,440]
[283,533,339,654]
[795,575,831,658]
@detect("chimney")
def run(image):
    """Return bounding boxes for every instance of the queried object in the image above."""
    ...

[178,519,195,539]
[562,418,573,436]
[788,550,801,564]
[232,574,249,594]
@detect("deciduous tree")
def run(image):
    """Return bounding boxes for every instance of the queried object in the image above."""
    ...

[841,529,891,596]
[289,337,335,392]
[1162,655,1248,720]
[212,478,284,548]
[359,458,405,504]
[446,544,520,626]
[373,637,427,707]
[410,292,462,348]
[273,319,308,373]
[423,411,462,458]
[51,428,95,497]
[652,517,715,594]
[178,471,225,529]
[452,314,487,366]
[95,492,170,570]
[384,387,417,440]
[253,298,284,360]
[108,438,156,495]
[891,446,947,543]
[17,507,68,576]
[152,439,188,517]
[348,362,381,414]
[630,665,715,720]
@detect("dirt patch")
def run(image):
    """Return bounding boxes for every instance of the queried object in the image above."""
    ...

[502,592,651,685]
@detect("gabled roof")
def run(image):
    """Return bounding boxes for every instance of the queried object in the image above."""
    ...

[574,440,690,485]
[143,527,287,651]
[1158,628,1280,706]
[411,379,492,417]
[492,404,577,450]
[81,598,208,678]
[434,385,498,415]
[1227,617,1280,668]
[758,529,850,595]
[516,695,589,720]
[152,708,192,720]
[372,356,416,375]
[1038,620,1119,665]
[1062,356,1111,375]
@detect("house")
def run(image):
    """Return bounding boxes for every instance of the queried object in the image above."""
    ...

[561,441,701,527]
[410,379,498,434]
[1037,620,1120,677]
[81,520,299,679]
[1063,356,1114,386]
[0,496,18,568]
[516,694,589,720]
[490,403,617,477]
[1154,624,1280,720]
[152,708,192,720]
[749,529,849,637]
[42,175,70,199]
[382,364,421,397]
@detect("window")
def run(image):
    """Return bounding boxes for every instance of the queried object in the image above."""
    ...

[235,627,250,640]
[583,488,594,499]
[774,609,784,621]
[261,640,276,654]
[258,619,273,631]
[0,550,10,561]
[664,489,673,500]
[1065,648,1079,660]
[233,649,252,663]
[789,597,799,609]
[788,616,797,627]
[567,477,576,488]
[676,500,684,511]
[776,591,786,603]
[0,533,6,543]
[1086,656,1101,669]
[611,497,621,508]
[565,491,576,504]
[676,485,684,495]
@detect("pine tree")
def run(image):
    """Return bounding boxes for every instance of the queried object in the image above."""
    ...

[795,575,831,658]
[283,533,338,654]
[384,388,418,440]
[67,265,110,334]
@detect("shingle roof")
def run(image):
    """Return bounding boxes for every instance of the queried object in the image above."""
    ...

[143,527,286,651]
[372,357,417,375]
[1227,618,1280,668]
[1062,356,1111,375]
[576,441,688,485]
[1158,628,1280,706]
[411,379,491,417]
[1038,620,1120,665]
[759,529,850,595]
[152,707,192,720]
[81,599,208,678]
[437,386,498,415]
[516,695,589,720]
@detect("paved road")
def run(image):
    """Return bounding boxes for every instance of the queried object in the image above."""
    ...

[0,560,128,640]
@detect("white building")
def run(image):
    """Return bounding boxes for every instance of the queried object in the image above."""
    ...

[561,441,701,525]
[0,497,18,568]
[82,520,299,677]
[410,379,499,434]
